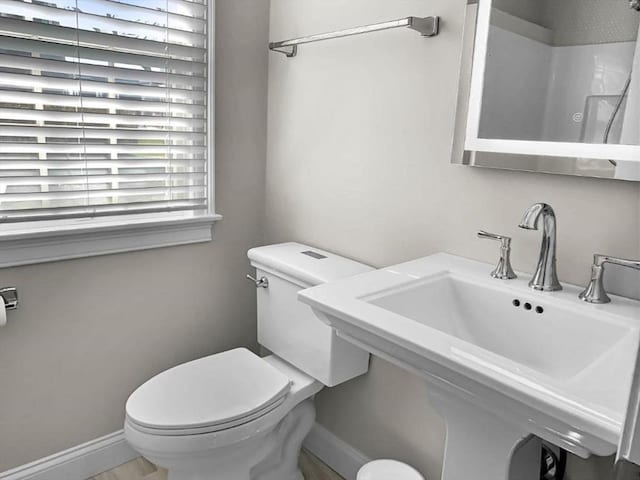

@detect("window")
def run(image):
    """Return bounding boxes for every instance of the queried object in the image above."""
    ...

[0,0,218,266]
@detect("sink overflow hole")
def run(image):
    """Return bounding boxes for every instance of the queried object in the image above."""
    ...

[512,299,544,314]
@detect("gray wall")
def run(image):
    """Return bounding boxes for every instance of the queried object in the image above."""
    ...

[265,1,640,479]
[0,0,269,471]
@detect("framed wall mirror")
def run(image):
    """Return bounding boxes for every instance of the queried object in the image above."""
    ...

[453,0,640,181]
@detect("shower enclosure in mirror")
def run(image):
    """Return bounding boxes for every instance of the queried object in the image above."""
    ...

[453,0,640,181]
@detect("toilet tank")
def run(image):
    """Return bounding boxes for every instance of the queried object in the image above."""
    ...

[248,243,373,387]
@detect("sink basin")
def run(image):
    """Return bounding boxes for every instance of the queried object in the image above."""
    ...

[366,272,630,380]
[299,253,640,480]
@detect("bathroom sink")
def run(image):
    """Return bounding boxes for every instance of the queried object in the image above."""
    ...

[366,271,629,380]
[299,253,640,479]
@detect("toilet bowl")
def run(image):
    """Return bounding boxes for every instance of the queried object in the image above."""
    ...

[125,352,322,480]
[124,243,373,480]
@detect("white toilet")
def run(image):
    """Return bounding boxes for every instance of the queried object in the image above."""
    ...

[124,243,373,480]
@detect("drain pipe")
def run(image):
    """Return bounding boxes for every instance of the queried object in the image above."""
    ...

[614,339,640,479]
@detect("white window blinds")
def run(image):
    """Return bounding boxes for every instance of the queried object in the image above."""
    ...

[0,0,209,224]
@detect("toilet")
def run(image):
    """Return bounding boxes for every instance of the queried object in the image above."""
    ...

[124,243,374,480]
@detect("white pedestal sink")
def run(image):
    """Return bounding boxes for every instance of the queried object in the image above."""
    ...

[298,254,640,480]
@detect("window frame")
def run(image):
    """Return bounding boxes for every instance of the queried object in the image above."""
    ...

[0,0,219,267]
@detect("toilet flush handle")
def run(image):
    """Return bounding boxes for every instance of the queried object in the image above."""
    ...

[246,274,269,288]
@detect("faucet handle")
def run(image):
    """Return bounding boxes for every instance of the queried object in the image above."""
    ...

[478,230,510,244]
[477,231,517,280]
[579,254,640,304]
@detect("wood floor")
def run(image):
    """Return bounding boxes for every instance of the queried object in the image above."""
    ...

[89,449,345,480]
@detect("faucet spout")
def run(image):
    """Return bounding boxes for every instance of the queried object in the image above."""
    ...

[518,203,545,230]
[518,203,562,291]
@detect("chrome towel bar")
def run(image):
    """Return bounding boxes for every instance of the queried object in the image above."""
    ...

[269,16,440,58]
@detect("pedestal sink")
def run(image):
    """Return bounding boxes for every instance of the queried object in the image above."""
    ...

[298,253,640,480]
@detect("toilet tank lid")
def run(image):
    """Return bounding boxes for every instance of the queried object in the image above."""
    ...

[248,243,373,286]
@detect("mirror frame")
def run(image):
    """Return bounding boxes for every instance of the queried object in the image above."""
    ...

[452,0,640,181]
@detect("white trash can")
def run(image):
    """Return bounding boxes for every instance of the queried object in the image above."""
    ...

[357,460,425,480]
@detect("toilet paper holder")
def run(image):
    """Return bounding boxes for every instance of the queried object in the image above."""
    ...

[0,287,18,310]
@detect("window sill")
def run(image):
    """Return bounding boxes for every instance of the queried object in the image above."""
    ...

[0,214,222,268]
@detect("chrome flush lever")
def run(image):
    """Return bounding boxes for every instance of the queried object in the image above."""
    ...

[246,274,269,289]
[477,231,517,280]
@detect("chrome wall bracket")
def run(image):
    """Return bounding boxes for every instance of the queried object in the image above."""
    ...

[406,16,441,36]
[0,287,18,310]
[269,16,440,58]
[271,45,298,58]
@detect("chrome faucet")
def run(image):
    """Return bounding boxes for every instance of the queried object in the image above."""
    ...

[518,203,562,291]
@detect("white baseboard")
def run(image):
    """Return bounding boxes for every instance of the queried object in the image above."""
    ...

[303,423,371,480]
[0,430,138,480]
[1,423,367,480]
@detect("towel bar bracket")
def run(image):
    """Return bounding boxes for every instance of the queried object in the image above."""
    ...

[271,45,298,58]
[408,16,440,37]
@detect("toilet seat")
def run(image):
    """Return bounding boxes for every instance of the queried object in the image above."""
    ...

[126,348,292,435]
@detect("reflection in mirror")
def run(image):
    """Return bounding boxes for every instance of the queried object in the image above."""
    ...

[479,0,640,145]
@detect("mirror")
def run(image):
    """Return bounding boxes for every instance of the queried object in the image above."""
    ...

[454,0,640,181]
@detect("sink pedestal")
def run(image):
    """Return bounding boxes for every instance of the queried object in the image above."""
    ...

[430,391,541,480]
